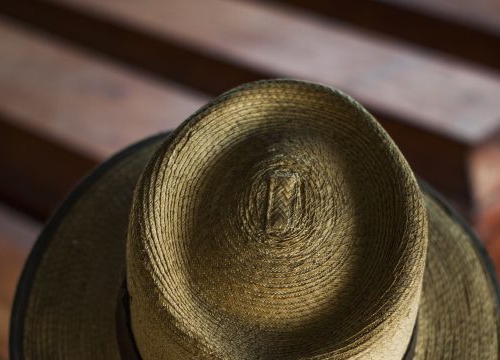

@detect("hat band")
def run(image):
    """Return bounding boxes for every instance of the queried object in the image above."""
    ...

[116,281,141,359]
[115,281,419,359]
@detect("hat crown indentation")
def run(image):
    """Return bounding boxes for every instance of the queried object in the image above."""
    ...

[265,171,302,236]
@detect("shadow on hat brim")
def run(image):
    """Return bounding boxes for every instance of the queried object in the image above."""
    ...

[9,133,169,359]
[9,133,500,359]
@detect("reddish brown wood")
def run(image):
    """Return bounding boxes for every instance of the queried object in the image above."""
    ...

[470,137,500,212]
[1,0,500,209]
[0,18,208,219]
[263,0,500,72]
[475,197,500,280]
[0,204,40,360]
[1,0,499,144]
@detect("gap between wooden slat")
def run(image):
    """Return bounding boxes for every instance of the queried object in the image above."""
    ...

[0,204,40,360]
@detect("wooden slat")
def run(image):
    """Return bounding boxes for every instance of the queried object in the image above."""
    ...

[475,197,500,284]
[0,16,208,219]
[2,0,500,209]
[0,204,39,360]
[5,0,500,144]
[264,0,500,72]
[470,138,500,212]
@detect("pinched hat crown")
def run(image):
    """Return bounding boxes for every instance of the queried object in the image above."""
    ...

[126,81,428,359]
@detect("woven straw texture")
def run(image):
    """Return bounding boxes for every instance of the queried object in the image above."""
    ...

[16,139,164,359]
[127,81,426,359]
[10,80,499,360]
[415,191,499,358]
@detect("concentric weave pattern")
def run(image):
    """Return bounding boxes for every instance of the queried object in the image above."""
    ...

[127,81,428,359]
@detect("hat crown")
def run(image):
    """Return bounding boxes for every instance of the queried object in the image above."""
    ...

[126,80,427,359]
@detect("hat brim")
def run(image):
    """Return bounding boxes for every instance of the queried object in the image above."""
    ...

[9,132,500,359]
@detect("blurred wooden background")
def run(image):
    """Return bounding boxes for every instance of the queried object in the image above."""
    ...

[1,0,500,358]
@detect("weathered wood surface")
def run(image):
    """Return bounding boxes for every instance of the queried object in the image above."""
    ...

[2,0,500,208]
[0,17,207,219]
[265,0,500,71]
[2,0,500,144]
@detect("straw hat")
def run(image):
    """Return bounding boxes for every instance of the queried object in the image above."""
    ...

[10,80,499,359]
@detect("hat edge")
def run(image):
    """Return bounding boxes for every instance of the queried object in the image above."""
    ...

[9,131,171,360]
[418,179,500,305]
[10,133,500,358]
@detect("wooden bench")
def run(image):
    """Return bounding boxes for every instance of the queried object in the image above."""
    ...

[0,16,207,219]
[2,0,500,212]
[267,0,500,72]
